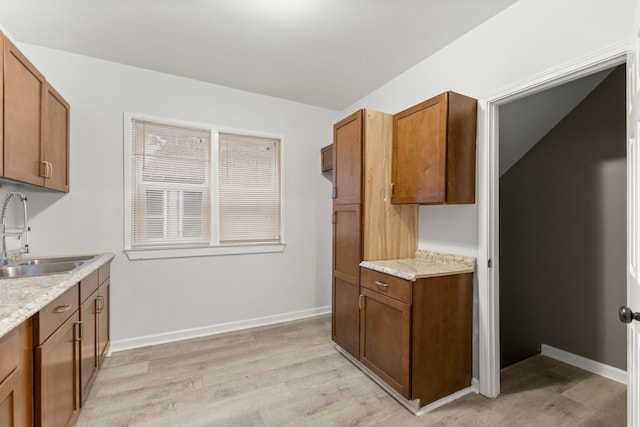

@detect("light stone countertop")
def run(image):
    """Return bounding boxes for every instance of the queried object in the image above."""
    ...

[0,252,115,339]
[360,250,476,281]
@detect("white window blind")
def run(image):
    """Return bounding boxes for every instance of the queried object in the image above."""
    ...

[131,119,211,247]
[219,133,281,243]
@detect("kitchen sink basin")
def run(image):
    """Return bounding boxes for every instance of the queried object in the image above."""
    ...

[18,255,96,266]
[0,255,97,279]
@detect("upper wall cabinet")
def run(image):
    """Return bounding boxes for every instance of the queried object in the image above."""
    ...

[321,144,333,173]
[391,91,477,205]
[1,33,70,192]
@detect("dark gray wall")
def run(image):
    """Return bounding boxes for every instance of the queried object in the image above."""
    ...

[499,65,627,369]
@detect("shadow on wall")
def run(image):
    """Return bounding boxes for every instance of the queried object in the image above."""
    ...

[499,64,627,370]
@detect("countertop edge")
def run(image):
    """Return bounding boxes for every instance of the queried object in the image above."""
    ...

[0,252,115,340]
[360,251,476,282]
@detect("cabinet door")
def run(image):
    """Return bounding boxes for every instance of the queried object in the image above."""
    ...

[360,287,411,399]
[0,319,33,427]
[42,83,70,192]
[3,38,45,187]
[35,311,80,427]
[332,204,361,357]
[97,280,110,364]
[392,93,448,204]
[333,110,362,204]
[79,294,98,406]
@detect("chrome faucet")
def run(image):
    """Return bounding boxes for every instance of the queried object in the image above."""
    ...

[1,192,29,267]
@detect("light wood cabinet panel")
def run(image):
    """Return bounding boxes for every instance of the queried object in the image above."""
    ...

[3,37,45,187]
[0,319,33,427]
[42,84,70,192]
[392,91,477,205]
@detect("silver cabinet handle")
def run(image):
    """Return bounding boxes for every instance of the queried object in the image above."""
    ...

[54,304,72,313]
[374,281,389,289]
[75,321,83,341]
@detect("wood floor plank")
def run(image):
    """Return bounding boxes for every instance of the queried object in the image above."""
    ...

[75,315,627,427]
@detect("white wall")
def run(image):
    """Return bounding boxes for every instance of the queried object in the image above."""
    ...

[7,43,340,348]
[341,0,635,258]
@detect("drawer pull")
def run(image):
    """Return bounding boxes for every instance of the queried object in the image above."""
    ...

[75,321,83,342]
[374,281,389,289]
[54,304,72,313]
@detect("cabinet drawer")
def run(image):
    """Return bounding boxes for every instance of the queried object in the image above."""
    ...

[360,268,412,304]
[35,284,78,345]
[79,270,99,303]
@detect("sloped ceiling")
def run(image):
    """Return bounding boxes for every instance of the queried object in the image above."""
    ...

[0,0,518,110]
[499,67,615,176]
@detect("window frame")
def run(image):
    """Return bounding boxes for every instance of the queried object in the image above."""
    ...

[123,112,286,260]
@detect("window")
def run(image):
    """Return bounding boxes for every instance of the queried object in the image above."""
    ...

[124,114,285,260]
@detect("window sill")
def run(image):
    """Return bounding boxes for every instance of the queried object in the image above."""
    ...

[124,243,286,260]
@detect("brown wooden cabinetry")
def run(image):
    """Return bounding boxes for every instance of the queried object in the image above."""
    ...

[320,144,333,172]
[331,110,417,359]
[43,84,70,192]
[360,267,472,407]
[0,319,33,427]
[34,285,81,427]
[1,32,70,192]
[391,91,477,205]
[79,264,110,406]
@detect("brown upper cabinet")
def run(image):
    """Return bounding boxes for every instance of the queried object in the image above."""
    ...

[1,33,70,192]
[320,144,333,173]
[391,91,477,205]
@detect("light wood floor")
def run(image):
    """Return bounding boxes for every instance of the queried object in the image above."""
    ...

[76,315,627,426]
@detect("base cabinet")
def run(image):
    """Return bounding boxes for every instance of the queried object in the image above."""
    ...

[34,291,81,427]
[0,319,33,427]
[359,267,472,407]
[360,287,411,398]
[79,265,110,406]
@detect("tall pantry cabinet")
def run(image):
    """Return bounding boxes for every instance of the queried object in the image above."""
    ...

[331,110,417,358]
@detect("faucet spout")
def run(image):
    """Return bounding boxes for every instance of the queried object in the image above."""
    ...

[1,192,29,267]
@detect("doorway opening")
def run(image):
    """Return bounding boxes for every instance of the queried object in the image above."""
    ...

[498,64,627,375]
[478,47,630,400]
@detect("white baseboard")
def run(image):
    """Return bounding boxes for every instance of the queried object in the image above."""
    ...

[541,344,627,385]
[110,305,331,353]
[335,345,478,416]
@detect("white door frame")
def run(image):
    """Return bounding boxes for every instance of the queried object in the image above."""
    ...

[478,41,631,398]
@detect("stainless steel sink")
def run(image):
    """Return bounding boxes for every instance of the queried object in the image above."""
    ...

[18,255,96,266]
[0,255,97,279]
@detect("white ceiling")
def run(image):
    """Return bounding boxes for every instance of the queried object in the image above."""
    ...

[0,0,518,110]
